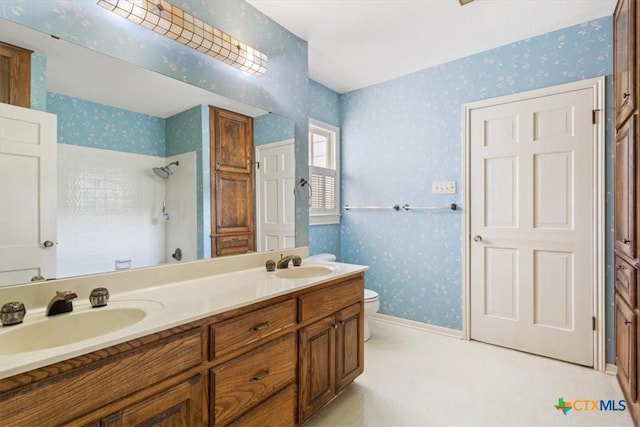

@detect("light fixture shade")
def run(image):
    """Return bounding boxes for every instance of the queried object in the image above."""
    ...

[97,0,268,75]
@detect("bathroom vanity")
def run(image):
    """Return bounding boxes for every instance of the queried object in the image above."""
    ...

[0,251,367,426]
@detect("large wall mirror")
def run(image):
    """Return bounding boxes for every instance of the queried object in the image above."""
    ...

[0,19,296,287]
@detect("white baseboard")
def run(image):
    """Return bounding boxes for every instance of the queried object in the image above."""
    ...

[605,363,618,375]
[369,313,463,339]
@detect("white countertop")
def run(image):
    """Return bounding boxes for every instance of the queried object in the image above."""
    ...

[0,261,368,379]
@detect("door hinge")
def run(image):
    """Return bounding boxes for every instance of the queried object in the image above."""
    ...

[592,316,596,331]
[255,161,260,170]
[592,109,600,124]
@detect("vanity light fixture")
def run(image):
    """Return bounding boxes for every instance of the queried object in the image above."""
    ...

[96,0,268,75]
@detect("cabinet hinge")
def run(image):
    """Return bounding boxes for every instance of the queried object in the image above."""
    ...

[593,316,596,331]
[592,109,600,124]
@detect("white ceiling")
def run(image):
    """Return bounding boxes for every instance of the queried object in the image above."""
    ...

[247,0,617,94]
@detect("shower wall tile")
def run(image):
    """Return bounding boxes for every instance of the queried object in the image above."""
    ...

[3,0,310,244]
[48,93,166,156]
[165,151,198,265]
[165,105,209,259]
[57,144,166,278]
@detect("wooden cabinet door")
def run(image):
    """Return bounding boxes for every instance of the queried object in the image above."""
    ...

[211,107,253,174]
[102,375,204,427]
[615,116,637,258]
[614,0,637,128]
[213,172,254,235]
[209,106,255,257]
[0,42,31,108]
[335,302,364,392]
[616,295,637,402]
[298,316,336,423]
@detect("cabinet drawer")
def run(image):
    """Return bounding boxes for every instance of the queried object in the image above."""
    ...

[0,328,203,426]
[298,275,364,323]
[211,300,296,359]
[615,257,637,308]
[228,383,296,427]
[212,334,296,425]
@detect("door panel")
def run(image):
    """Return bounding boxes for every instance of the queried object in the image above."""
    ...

[533,250,574,329]
[255,140,295,251]
[470,85,595,366]
[484,247,518,320]
[0,102,57,285]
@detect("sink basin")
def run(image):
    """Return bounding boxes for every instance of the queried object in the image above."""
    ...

[275,265,333,279]
[0,302,159,355]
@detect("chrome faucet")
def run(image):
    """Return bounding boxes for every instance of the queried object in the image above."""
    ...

[46,291,78,316]
[276,255,302,269]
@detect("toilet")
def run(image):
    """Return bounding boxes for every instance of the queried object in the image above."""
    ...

[363,289,379,341]
[308,253,380,341]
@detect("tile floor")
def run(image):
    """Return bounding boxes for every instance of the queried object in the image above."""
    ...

[305,318,634,427]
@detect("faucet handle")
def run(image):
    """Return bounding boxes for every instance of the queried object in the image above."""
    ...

[57,290,78,300]
[292,256,302,266]
[1,301,26,326]
[89,287,110,307]
[265,260,276,272]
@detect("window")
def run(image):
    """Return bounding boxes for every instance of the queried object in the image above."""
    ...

[309,119,340,225]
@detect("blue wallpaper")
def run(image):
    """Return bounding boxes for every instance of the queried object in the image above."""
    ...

[254,113,295,146]
[308,79,342,259]
[1,0,310,246]
[340,18,616,361]
[166,105,210,259]
[308,79,341,126]
[48,93,166,156]
[30,53,47,111]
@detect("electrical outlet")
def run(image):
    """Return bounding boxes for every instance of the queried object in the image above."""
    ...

[432,181,456,194]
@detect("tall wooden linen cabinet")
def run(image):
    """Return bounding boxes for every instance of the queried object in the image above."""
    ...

[614,0,640,424]
[209,107,255,257]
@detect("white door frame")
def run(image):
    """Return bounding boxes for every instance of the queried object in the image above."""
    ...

[462,77,606,371]
[255,138,295,252]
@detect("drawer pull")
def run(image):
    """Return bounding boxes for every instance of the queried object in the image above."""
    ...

[249,369,270,382]
[624,320,632,326]
[249,322,270,332]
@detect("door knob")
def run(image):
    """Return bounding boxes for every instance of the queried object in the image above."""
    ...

[473,235,482,242]
[43,240,55,248]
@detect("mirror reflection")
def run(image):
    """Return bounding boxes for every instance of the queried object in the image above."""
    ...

[0,19,296,287]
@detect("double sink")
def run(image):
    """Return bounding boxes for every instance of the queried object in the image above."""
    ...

[0,264,334,357]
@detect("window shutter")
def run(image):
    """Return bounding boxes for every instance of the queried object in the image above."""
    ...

[310,166,336,212]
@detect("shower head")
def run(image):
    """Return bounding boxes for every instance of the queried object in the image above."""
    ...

[153,161,179,179]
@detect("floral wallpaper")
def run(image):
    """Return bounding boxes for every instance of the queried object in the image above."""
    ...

[340,18,616,362]
[1,0,310,246]
[30,53,47,111]
[308,79,342,259]
[254,113,295,146]
[48,93,166,156]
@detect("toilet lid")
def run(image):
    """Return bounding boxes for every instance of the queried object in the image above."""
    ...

[364,289,378,301]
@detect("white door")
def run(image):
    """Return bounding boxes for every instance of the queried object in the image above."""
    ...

[0,102,57,285]
[255,140,295,251]
[469,85,597,366]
